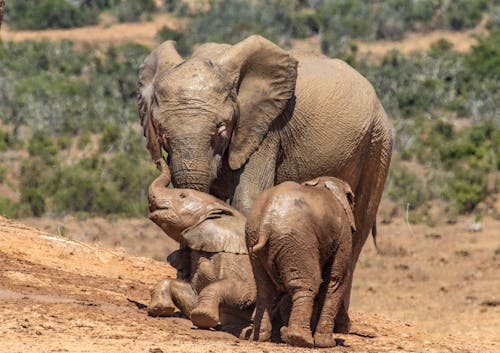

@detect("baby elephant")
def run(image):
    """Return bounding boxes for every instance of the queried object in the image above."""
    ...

[246,177,356,348]
[147,160,256,336]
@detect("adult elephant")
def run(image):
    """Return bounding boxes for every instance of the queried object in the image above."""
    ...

[138,35,393,328]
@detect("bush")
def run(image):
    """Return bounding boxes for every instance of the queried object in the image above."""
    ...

[0,197,18,218]
[114,0,156,22]
[175,0,315,53]
[0,128,14,151]
[6,0,99,30]
[0,41,150,135]
[442,0,488,30]
[317,0,491,59]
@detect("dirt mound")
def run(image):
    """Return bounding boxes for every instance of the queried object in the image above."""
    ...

[0,216,496,352]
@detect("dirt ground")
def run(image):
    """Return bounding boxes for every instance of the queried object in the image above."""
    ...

[1,214,498,353]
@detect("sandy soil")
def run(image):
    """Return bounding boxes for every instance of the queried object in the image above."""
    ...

[0,14,185,47]
[1,215,498,353]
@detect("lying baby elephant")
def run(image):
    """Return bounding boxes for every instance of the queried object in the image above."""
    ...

[246,177,356,348]
[147,160,256,336]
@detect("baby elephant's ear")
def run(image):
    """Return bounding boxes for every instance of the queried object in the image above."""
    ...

[324,180,356,232]
[182,212,248,254]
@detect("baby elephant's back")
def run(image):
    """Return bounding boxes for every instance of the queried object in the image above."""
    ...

[249,181,346,235]
[247,179,356,256]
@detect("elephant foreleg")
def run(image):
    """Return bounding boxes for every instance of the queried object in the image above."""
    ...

[231,135,278,215]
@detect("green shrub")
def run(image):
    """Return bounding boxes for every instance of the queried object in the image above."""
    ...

[442,0,488,30]
[6,0,99,30]
[0,197,18,218]
[387,164,428,210]
[99,123,121,152]
[114,0,156,22]
[0,128,14,151]
[0,41,150,135]
[0,166,6,183]
[57,135,72,150]
[443,167,488,213]
[27,130,58,162]
[20,188,46,217]
[467,30,500,80]
[176,0,312,53]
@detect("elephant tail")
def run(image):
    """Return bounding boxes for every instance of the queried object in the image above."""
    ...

[249,229,270,253]
[372,218,379,252]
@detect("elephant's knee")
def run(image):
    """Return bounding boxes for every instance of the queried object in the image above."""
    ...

[170,280,197,316]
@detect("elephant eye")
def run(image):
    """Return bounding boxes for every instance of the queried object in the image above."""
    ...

[179,192,187,199]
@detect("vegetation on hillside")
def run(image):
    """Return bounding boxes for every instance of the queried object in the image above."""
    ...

[5,0,157,29]
[0,1,499,221]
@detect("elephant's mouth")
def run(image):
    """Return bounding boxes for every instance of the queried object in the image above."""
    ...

[148,208,170,221]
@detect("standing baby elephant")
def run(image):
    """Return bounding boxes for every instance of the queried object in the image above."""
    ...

[246,177,356,348]
[147,160,256,336]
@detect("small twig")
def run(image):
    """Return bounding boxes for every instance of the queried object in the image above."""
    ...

[406,203,415,237]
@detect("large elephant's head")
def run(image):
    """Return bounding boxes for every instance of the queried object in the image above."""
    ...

[138,35,297,192]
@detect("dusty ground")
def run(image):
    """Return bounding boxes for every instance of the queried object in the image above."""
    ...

[1,215,498,353]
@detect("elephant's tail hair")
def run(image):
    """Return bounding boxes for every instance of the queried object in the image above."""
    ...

[250,230,270,253]
[372,219,379,252]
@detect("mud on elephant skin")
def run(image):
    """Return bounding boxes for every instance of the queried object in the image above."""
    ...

[147,163,256,337]
[138,35,393,327]
[246,177,356,348]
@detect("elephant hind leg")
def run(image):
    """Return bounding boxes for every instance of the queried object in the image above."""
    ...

[191,279,255,329]
[313,232,351,348]
[251,258,279,342]
[279,246,321,348]
[342,109,392,316]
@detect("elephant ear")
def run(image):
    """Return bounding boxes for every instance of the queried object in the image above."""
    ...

[138,41,183,167]
[218,35,298,170]
[181,209,248,254]
[324,180,356,232]
[303,178,320,186]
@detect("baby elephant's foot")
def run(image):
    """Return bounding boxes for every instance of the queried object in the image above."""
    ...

[148,279,177,317]
[280,325,314,348]
[314,331,336,348]
[190,305,220,329]
[148,303,176,317]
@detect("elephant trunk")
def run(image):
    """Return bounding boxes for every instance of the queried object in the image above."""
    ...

[170,149,213,192]
[148,159,171,212]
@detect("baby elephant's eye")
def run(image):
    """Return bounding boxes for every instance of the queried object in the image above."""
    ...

[179,192,187,199]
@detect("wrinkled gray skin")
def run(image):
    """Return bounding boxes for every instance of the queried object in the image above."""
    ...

[147,159,256,337]
[246,177,355,348]
[138,35,393,327]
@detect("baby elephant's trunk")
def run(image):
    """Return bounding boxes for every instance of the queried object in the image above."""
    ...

[148,159,171,211]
